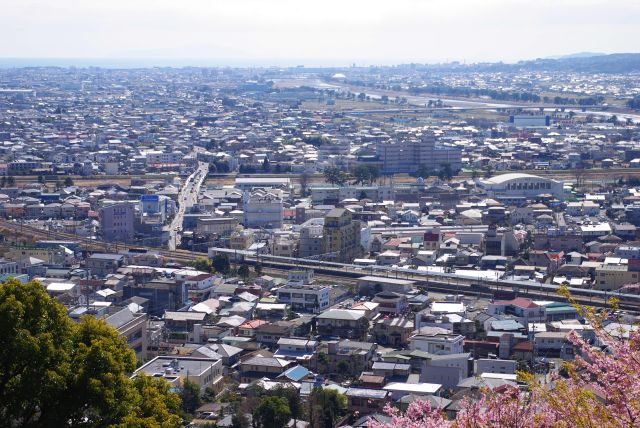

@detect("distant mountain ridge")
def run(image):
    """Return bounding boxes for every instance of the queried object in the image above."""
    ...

[545,52,605,60]
[515,53,640,73]
[403,53,640,74]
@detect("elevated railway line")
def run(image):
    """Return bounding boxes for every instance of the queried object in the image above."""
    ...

[2,219,639,313]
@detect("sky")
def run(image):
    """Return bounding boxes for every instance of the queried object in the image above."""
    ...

[1,0,639,67]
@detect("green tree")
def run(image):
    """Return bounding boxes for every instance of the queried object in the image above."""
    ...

[285,307,297,321]
[64,176,74,187]
[237,263,250,280]
[438,163,453,181]
[269,386,303,425]
[190,257,213,273]
[212,254,231,274]
[323,167,348,185]
[413,164,431,179]
[471,168,479,180]
[179,379,202,415]
[202,386,217,403]
[484,164,494,178]
[308,388,347,428]
[299,172,310,196]
[0,279,183,427]
[113,374,182,428]
[37,175,45,184]
[6,175,15,187]
[337,360,350,374]
[253,396,291,428]
[352,165,379,185]
[254,263,263,276]
[303,135,330,147]
[262,158,271,173]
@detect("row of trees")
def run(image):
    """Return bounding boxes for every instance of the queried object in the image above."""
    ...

[408,84,605,106]
[324,162,462,187]
[0,175,74,188]
[0,175,15,187]
[323,165,381,186]
[411,163,456,181]
[189,256,262,281]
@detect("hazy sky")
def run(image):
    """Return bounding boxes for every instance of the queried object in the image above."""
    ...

[2,0,639,66]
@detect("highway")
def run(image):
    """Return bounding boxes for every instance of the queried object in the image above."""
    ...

[167,162,209,251]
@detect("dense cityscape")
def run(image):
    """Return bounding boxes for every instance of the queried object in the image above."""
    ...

[1,56,640,426]
[3,0,640,426]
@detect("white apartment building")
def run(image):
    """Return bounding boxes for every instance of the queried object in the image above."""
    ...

[409,327,465,355]
[144,150,184,165]
[276,284,330,313]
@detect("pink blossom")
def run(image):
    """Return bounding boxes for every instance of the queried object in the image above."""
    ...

[370,314,640,428]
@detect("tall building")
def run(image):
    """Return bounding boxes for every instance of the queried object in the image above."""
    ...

[99,203,135,242]
[243,189,284,229]
[322,208,362,263]
[139,194,173,224]
[298,218,324,258]
[375,134,461,175]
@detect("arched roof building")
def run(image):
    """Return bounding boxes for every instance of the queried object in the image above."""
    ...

[479,173,565,199]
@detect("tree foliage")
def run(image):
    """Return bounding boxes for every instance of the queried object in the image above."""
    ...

[437,163,453,181]
[323,167,349,185]
[303,134,330,147]
[212,253,231,274]
[308,388,347,428]
[189,256,213,273]
[0,279,182,428]
[179,378,202,415]
[253,396,291,428]
[237,263,251,280]
[351,164,380,185]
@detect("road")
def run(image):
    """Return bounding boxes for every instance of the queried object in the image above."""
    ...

[166,161,209,250]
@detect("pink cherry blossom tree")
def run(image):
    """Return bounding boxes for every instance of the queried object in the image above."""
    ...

[370,294,640,428]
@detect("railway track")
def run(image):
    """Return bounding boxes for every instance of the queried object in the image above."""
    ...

[2,219,640,313]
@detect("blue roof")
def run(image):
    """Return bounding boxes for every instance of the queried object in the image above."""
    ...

[280,365,309,381]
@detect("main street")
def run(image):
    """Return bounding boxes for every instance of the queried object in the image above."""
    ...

[166,161,209,251]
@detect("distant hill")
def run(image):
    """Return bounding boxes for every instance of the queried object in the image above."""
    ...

[545,52,605,60]
[514,53,640,73]
[406,53,640,74]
